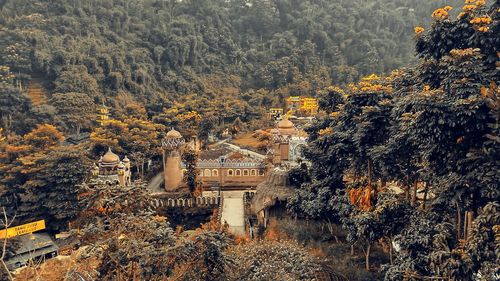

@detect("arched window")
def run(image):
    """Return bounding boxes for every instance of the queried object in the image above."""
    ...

[199,170,204,177]
[204,169,211,177]
[228,169,234,176]
[212,169,219,177]
[235,169,241,176]
[251,169,257,176]
[258,169,265,176]
[243,169,249,176]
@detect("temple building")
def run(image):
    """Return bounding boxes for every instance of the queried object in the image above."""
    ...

[162,128,268,192]
[191,148,267,190]
[269,118,307,165]
[92,148,132,186]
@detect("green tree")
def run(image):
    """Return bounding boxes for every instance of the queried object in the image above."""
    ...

[19,147,92,230]
[182,148,198,194]
[198,115,215,149]
[51,92,96,135]
[53,66,100,98]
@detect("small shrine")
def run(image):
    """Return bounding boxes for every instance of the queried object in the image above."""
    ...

[92,148,131,186]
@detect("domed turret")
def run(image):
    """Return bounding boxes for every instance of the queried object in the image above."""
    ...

[166,128,182,139]
[117,162,125,174]
[277,119,294,129]
[162,128,185,150]
[101,148,120,165]
[277,118,296,136]
[91,163,99,177]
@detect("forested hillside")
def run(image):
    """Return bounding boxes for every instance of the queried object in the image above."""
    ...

[0,0,461,135]
[0,0,498,280]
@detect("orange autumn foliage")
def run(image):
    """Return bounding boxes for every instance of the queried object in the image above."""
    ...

[23,124,64,149]
[349,186,373,211]
[264,220,289,241]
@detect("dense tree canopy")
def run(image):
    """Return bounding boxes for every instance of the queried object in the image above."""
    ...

[290,1,499,279]
[0,0,462,135]
[0,125,93,231]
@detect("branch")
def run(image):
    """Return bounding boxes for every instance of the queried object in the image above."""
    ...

[1,207,16,281]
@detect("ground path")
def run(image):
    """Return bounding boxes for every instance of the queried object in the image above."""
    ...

[146,172,164,193]
[220,190,247,235]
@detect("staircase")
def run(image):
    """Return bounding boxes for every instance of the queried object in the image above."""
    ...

[27,78,48,106]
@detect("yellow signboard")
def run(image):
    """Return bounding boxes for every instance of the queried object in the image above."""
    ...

[0,220,46,239]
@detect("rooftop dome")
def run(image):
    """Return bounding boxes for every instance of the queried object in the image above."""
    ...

[166,128,182,139]
[101,148,120,164]
[122,156,130,163]
[278,119,294,129]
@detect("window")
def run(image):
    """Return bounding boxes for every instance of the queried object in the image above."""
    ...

[259,170,265,176]
[204,169,211,177]
[212,169,219,177]
[251,169,257,176]
[199,170,204,177]
[228,169,234,176]
[243,169,249,176]
[235,169,241,176]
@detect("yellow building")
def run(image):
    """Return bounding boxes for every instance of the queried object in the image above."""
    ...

[286,96,319,116]
[97,104,110,125]
[268,108,284,120]
[301,97,319,115]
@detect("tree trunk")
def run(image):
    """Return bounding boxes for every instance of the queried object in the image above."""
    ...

[76,123,82,138]
[367,160,373,189]
[351,244,355,256]
[422,182,428,210]
[404,184,409,203]
[389,237,393,265]
[365,243,371,271]
[456,204,462,240]
[465,211,474,242]
[381,178,387,188]
[141,160,145,181]
[468,211,474,239]
[411,181,418,207]
[368,159,377,206]
[464,211,469,241]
